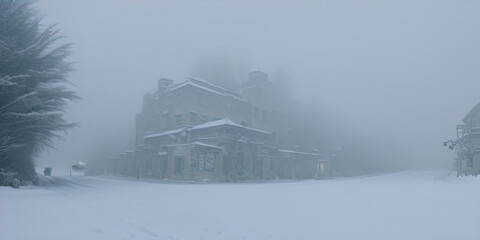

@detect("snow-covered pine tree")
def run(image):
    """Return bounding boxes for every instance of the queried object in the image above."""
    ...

[0,0,79,181]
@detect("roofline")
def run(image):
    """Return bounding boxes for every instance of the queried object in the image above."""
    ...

[144,118,271,140]
[248,70,267,75]
[144,127,187,139]
[278,149,321,156]
[188,77,243,98]
[166,78,247,103]
[191,141,223,150]
[190,118,271,135]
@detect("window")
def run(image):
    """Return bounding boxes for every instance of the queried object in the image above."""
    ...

[467,159,473,167]
[318,163,324,172]
[174,156,184,174]
[204,152,216,172]
[236,152,245,175]
[201,114,209,123]
[145,159,153,176]
[192,150,217,173]
[175,113,183,126]
[222,156,230,175]
[190,111,198,124]
[254,157,263,178]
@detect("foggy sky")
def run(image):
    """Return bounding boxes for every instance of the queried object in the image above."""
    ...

[36,0,480,170]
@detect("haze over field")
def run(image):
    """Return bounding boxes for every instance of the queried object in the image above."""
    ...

[2,1,480,240]
[35,0,480,172]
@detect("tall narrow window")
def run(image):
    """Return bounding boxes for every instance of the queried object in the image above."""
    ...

[175,113,183,126]
[174,156,184,174]
[201,114,209,123]
[236,152,245,175]
[190,111,198,124]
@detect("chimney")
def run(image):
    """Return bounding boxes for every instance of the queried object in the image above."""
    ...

[248,70,268,84]
[157,78,174,92]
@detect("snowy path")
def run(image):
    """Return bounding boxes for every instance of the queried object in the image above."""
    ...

[1,171,479,240]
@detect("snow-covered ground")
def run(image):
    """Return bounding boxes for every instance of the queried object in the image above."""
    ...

[1,171,479,240]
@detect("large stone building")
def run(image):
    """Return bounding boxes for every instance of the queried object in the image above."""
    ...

[454,102,480,176]
[111,71,329,181]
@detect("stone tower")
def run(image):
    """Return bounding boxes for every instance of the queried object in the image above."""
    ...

[242,70,272,126]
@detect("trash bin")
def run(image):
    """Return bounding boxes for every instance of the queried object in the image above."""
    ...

[44,167,52,176]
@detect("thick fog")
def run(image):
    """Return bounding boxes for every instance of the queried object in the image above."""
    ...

[36,0,480,172]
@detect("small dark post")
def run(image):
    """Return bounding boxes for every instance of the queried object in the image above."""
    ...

[44,168,52,176]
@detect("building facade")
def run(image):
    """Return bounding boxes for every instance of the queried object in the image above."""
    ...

[111,71,329,181]
[454,102,480,176]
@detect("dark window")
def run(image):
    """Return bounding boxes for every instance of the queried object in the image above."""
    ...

[223,156,230,175]
[201,114,209,123]
[204,152,216,172]
[175,113,183,126]
[145,159,153,175]
[174,156,184,174]
[161,157,167,175]
[471,128,480,134]
[254,157,263,178]
[190,112,198,124]
[192,151,217,173]
[236,152,245,175]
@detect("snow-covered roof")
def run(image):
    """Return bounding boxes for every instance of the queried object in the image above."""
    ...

[144,127,187,139]
[167,77,247,103]
[191,141,222,150]
[190,118,270,135]
[249,70,266,74]
[278,149,321,157]
[190,118,237,130]
[236,139,261,143]
[144,118,270,140]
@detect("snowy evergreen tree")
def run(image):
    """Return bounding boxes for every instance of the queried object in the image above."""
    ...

[0,0,78,180]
